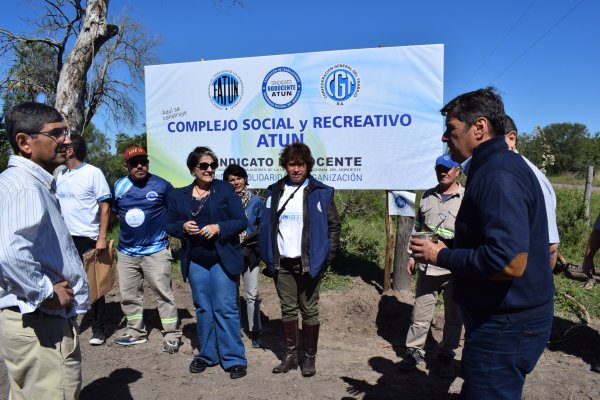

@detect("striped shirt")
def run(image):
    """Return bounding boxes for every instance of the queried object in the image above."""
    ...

[0,156,89,317]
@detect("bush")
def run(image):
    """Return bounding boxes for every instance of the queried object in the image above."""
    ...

[556,189,590,261]
[556,188,600,263]
[334,191,387,272]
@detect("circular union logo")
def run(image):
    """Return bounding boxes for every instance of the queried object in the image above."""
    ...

[262,67,302,109]
[208,70,243,110]
[320,64,360,106]
[146,191,159,201]
[394,195,407,209]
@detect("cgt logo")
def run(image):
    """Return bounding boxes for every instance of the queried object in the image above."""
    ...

[208,70,244,110]
[321,64,361,106]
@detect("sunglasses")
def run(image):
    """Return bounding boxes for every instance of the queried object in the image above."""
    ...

[196,162,218,170]
[33,127,71,144]
[128,158,149,167]
[435,165,453,173]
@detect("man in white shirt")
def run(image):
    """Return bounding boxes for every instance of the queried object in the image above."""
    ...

[57,132,111,345]
[504,116,560,269]
[0,102,89,399]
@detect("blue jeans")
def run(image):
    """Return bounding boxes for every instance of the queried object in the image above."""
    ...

[461,304,553,399]
[188,261,246,369]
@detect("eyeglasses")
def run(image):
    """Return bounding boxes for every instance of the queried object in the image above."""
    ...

[196,162,218,170]
[34,128,71,144]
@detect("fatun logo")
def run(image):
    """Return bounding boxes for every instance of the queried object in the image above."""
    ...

[321,64,360,106]
[262,67,302,109]
[208,70,243,110]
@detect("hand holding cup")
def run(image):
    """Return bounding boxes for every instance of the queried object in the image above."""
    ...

[409,232,447,265]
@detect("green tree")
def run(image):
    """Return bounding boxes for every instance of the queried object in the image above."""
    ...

[543,123,591,175]
[520,122,595,176]
[81,122,111,169]
[0,42,58,111]
[0,0,160,133]
[103,132,147,186]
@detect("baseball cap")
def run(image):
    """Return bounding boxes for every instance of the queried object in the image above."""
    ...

[123,145,148,162]
[435,154,459,169]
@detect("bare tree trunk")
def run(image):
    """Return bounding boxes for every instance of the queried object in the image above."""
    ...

[393,216,414,292]
[55,0,117,133]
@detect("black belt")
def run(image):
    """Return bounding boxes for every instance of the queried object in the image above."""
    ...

[280,257,301,267]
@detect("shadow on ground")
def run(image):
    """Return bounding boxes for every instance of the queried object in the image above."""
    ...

[548,316,600,369]
[340,356,459,400]
[331,252,385,294]
[80,368,142,400]
[338,294,461,399]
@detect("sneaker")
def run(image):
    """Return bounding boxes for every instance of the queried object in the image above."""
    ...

[397,350,424,371]
[163,339,180,354]
[438,354,456,378]
[89,331,106,346]
[114,334,147,346]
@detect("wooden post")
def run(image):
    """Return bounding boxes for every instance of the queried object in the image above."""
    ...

[393,215,414,292]
[383,193,394,291]
[585,165,594,224]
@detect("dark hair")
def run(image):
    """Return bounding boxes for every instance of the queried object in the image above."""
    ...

[223,164,248,185]
[5,102,64,152]
[440,87,506,137]
[68,133,87,162]
[503,115,518,147]
[503,115,518,134]
[186,146,218,172]
[279,142,315,173]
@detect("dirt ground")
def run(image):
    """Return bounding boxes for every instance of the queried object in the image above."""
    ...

[2,272,600,400]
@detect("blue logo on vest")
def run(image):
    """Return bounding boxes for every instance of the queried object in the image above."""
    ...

[262,67,302,109]
[321,64,361,106]
[208,70,243,110]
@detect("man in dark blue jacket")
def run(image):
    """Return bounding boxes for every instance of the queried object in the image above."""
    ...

[410,87,554,399]
[259,142,341,377]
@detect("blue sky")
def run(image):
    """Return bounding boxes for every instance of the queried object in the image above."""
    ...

[1,0,598,144]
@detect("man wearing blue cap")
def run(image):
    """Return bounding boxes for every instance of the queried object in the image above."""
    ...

[398,154,464,378]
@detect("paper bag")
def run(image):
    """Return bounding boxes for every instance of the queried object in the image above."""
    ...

[83,240,116,305]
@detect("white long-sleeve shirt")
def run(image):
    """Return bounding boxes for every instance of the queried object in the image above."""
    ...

[0,155,89,317]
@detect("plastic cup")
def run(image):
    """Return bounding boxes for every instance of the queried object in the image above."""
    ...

[410,232,439,243]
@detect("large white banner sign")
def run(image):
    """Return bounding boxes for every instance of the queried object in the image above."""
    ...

[145,44,444,189]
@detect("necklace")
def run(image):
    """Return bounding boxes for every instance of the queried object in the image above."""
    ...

[191,192,210,217]
[193,185,209,198]
[191,184,211,217]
